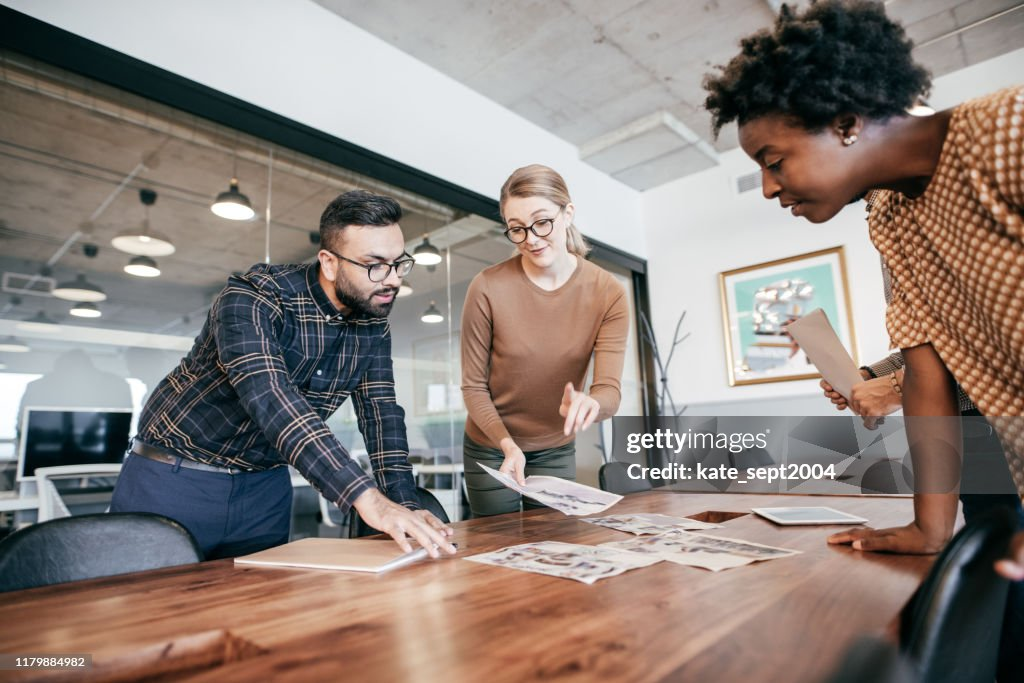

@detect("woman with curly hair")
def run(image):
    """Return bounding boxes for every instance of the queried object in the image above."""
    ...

[704,0,1022,676]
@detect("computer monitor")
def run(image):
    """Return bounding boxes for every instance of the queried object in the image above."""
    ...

[16,406,133,481]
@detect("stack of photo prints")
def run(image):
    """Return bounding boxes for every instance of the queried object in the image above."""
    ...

[466,465,801,584]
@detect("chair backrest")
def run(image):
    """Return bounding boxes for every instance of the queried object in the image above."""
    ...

[823,636,918,683]
[348,487,450,538]
[0,512,202,593]
[34,464,123,523]
[598,461,652,495]
[899,506,1015,683]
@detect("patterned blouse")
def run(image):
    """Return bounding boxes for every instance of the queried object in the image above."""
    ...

[868,86,1024,497]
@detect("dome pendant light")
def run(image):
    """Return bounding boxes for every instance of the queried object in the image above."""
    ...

[413,236,442,266]
[52,273,107,302]
[125,255,161,278]
[211,177,255,221]
[70,301,102,318]
[211,154,255,222]
[111,189,176,256]
[421,301,443,324]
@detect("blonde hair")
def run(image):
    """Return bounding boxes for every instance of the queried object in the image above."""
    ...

[499,164,591,257]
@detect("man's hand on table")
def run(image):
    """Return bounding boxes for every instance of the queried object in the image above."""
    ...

[352,488,456,558]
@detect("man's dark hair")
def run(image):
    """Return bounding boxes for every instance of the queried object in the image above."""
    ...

[319,190,403,250]
[703,0,931,137]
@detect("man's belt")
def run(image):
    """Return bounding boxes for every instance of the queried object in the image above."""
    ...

[130,441,248,475]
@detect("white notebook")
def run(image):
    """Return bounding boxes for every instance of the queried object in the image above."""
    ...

[234,537,431,573]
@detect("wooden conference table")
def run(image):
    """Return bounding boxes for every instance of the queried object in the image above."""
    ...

[0,492,933,682]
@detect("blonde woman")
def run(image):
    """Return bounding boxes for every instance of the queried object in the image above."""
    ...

[460,164,629,516]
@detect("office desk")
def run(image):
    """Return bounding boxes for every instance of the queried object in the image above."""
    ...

[0,492,932,682]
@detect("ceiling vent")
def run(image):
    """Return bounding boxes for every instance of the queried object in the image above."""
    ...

[2,271,56,297]
[735,170,762,194]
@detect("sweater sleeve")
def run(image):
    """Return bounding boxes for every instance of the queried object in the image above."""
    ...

[460,274,512,445]
[589,280,629,420]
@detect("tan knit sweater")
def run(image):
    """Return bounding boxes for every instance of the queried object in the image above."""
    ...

[460,255,629,451]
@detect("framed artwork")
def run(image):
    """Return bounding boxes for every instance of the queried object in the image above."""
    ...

[412,332,463,416]
[718,246,857,386]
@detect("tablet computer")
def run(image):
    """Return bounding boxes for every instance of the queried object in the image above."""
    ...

[751,506,868,526]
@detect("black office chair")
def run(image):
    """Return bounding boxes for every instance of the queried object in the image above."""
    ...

[598,461,653,495]
[0,512,202,593]
[822,636,918,683]
[899,506,1015,683]
[348,487,450,538]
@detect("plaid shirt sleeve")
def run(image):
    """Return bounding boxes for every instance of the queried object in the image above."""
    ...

[865,352,905,379]
[352,323,420,510]
[212,278,376,512]
[865,351,975,412]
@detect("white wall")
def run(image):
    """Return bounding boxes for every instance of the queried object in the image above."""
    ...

[5,0,643,257]
[643,49,1024,412]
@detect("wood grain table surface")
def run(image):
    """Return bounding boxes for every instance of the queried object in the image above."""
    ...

[0,491,934,683]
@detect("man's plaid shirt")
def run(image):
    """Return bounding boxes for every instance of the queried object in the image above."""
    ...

[136,262,418,512]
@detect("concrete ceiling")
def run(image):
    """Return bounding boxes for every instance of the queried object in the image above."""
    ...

[0,53,507,355]
[316,0,1024,190]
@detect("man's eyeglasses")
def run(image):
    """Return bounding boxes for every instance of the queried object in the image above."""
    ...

[503,207,563,244]
[325,249,414,282]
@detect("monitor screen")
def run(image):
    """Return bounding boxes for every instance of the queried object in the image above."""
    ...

[17,407,133,480]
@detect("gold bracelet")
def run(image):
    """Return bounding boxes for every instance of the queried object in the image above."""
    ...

[890,371,902,396]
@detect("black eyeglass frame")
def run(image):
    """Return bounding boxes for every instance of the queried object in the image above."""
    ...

[503,206,565,244]
[325,249,415,282]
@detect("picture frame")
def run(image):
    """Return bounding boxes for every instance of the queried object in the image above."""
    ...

[718,246,857,386]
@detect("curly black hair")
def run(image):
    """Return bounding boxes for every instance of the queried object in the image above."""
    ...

[703,0,931,137]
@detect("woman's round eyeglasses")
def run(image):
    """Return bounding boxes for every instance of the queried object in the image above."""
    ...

[503,207,563,244]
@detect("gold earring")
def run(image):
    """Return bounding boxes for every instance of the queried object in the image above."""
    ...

[842,134,858,146]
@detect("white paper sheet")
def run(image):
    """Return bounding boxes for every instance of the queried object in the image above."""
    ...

[465,541,661,584]
[601,530,801,572]
[582,513,721,535]
[477,463,623,516]
[785,308,863,399]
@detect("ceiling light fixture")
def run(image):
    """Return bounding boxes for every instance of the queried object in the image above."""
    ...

[211,155,255,221]
[17,311,61,334]
[111,189,176,256]
[421,301,443,324]
[52,273,107,302]
[0,336,30,353]
[413,236,442,266]
[124,255,161,278]
[397,283,413,298]
[69,301,102,318]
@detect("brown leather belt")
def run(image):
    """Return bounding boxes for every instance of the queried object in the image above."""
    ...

[130,441,247,475]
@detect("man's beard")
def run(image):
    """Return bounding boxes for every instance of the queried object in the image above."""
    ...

[334,274,396,318]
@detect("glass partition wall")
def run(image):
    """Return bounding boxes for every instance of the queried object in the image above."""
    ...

[0,46,649,526]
